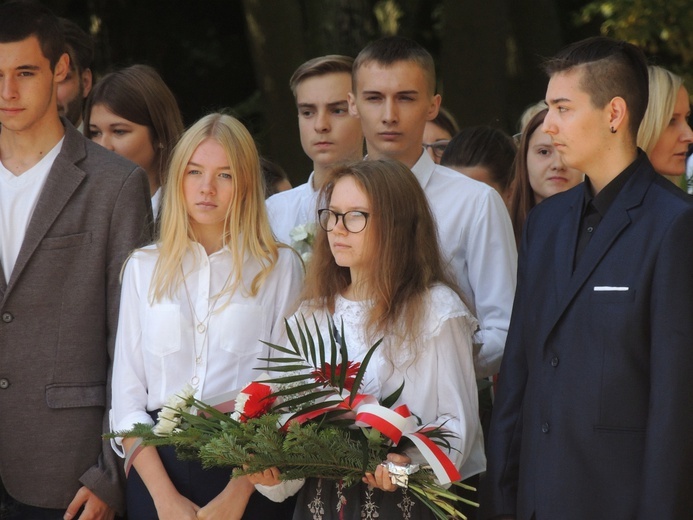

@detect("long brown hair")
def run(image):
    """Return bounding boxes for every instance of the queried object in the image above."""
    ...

[84,64,184,189]
[302,159,465,354]
[508,108,547,245]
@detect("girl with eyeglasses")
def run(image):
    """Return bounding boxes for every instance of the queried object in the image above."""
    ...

[422,107,459,164]
[253,159,484,519]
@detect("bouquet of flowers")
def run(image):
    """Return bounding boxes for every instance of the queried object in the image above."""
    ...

[114,316,477,519]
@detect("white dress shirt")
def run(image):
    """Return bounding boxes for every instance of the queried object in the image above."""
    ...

[258,284,485,502]
[0,139,63,282]
[266,173,319,245]
[111,242,304,439]
[411,150,517,377]
[151,187,162,219]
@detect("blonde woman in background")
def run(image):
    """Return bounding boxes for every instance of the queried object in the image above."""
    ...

[637,65,693,185]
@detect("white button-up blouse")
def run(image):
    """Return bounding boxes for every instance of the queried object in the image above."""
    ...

[110,242,303,438]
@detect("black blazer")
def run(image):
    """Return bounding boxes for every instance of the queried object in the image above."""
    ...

[482,154,693,519]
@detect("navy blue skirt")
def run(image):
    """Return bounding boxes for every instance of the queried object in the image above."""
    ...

[126,411,296,519]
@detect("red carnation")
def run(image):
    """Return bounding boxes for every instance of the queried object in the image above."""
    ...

[234,382,276,422]
[312,361,361,392]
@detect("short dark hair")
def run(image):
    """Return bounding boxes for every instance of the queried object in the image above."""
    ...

[260,157,290,198]
[289,55,354,97]
[58,18,93,74]
[441,126,516,192]
[0,1,65,70]
[543,36,648,139]
[353,36,436,95]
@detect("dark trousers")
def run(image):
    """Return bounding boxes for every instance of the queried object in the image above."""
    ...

[455,473,480,520]
[127,444,296,519]
[0,478,65,520]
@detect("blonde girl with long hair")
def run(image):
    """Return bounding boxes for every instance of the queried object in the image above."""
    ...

[111,113,302,520]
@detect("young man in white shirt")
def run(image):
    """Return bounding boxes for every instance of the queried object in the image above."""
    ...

[348,36,517,379]
[266,55,364,247]
[0,3,151,518]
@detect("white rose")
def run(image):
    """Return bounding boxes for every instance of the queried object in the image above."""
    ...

[151,384,197,437]
[289,224,309,243]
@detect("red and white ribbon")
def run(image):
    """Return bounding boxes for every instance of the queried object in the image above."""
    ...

[355,402,461,485]
[281,392,461,484]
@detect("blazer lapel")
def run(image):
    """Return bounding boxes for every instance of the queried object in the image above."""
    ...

[0,265,6,300]
[553,193,581,298]
[541,159,653,347]
[4,124,87,297]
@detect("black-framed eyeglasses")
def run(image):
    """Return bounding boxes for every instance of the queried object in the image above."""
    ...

[423,139,450,159]
[317,209,370,233]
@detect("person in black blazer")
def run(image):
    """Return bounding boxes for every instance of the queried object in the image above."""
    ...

[481,37,693,520]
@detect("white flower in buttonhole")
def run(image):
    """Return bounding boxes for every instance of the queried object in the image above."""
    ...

[152,383,197,436]
[289,223,316,263]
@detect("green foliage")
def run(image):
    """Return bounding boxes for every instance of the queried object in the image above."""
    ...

[110,315,475,519]
[577,0,693,86]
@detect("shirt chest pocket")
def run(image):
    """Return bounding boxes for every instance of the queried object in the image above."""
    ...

[143,304,182,356]
[215,304,265,358]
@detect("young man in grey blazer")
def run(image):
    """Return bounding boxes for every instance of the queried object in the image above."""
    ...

[0,2,152,518]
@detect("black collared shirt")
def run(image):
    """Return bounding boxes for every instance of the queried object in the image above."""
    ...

[573,152,643,269]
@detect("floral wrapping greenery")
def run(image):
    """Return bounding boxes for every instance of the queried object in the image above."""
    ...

[112,315,478,519]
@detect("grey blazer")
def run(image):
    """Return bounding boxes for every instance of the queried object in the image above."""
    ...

[0,120,152,512]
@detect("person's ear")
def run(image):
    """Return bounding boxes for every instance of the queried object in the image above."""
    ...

[347,92,360,118]
[81,68,93,98]
[54,52,69,82]
[607,96,628,134]
[426,94,441,121]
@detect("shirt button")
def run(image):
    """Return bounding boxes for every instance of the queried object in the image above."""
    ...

[541,422,550,433]
[550,356,559,367]
[1,312,13,323]
[0,378,10,389]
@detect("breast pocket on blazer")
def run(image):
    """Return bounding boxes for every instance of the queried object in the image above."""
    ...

[39,232,92,250]
[218,304,265,357]
[143,304,181,356]
[45,382,106,409]
[590,288,636,303]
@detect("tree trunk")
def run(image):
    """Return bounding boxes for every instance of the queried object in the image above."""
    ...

[242,0,312,184]
[440,0,510,129]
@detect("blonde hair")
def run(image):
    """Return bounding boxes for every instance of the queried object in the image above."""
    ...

[517,100,547,134]
[637,66,685,154]
[150,113,279,302]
